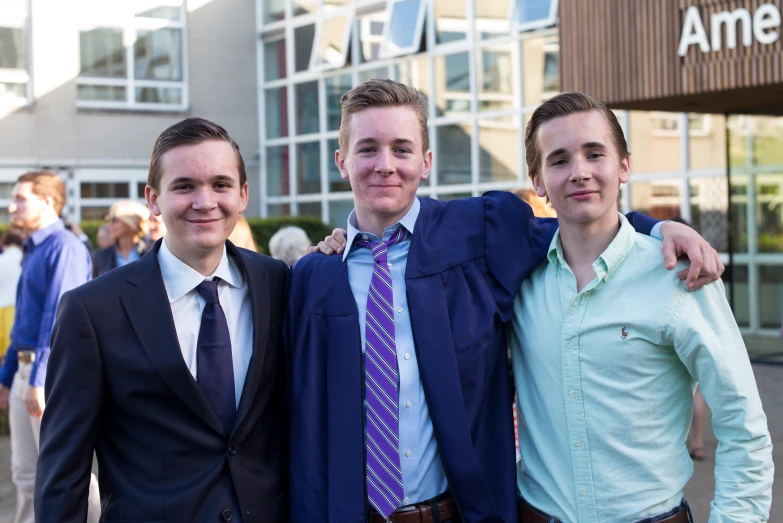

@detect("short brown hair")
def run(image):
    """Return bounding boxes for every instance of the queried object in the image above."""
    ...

[1,226,26,248]
[338,79,429,154]
[16,171,66,216]
[524,92,629,181]
[148,117,246,192]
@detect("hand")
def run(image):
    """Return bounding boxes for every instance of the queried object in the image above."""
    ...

[308,228,348,256]
[23,385,44,418]
[660,221,724,291]
[0,385,8,410]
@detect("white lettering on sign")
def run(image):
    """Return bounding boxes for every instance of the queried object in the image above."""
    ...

[678,3,781,56]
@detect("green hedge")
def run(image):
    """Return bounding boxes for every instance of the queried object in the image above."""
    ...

[0,216,335,256]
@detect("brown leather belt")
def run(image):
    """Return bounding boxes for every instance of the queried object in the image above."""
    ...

[370,495,459,523]
[17,351,35,365]
[518,499,690,523]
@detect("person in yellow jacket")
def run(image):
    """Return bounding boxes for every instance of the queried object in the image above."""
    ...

[0,227,25,359]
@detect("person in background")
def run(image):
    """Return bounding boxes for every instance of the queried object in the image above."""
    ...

[0,227,25,361]
[64,221,95,254]
[146,212,166,243]
[93,200,150,277]
[269,226,310,267]
[0,171,100,523]
[511,187,557,218]
[95,224,113,250]
[228,214,259,252]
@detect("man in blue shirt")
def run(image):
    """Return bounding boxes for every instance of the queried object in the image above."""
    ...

[510,92,772,522]
[0,171,99,523]
[290,80,723,522]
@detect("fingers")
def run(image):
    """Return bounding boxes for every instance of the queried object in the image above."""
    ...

[308,245,320,254]
[325,236,344,254]
[316,240,332,255]
[683,240,704,290]
[661,236,678,270]
[26,398,42,418]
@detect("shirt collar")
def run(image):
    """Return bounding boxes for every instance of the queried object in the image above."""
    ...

[547,213,636,282]
[25,219,65,249]
[157,238,242,303]
[342,197,420,261]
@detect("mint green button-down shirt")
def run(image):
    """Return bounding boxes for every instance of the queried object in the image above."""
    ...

[510,214,773,523]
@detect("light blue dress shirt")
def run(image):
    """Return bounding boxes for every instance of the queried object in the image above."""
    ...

[510,214,773,523]
[343,198,449,506]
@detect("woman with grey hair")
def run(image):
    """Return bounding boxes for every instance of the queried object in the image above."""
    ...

[93,200,150,277]
[269,226,311,267]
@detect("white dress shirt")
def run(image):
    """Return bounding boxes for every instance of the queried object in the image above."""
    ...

[158,238,253,407]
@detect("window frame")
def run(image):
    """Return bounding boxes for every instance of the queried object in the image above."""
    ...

[0,0,32,107]
[75,2,189,112]
[309,7,355,72]
[380,0,428,59]
[515,0,559,33]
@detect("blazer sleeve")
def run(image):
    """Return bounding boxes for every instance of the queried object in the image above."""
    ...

[35,290,103,523]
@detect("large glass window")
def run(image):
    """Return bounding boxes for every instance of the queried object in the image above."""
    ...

[517,0,558,29]
[312,13,352,71]
[329,199,354,227]
[630,180,681,221]
[394,57,429,96]
[522,35,559,105]
[265,86,289,138]
[690,177,728,252]
[729,175,749,253]
[628,112,682,173]
[356,10,385,64]
[437,123,472,185]
[267,145,291,197]
[475,0,512,40]
[295,81,319,135]
[297,141,321,194]
[328,138,351,192]
[262,0,286,24]
[0,0,30,105]
[756,173,783,253]
[263,36,287,81]
[689,114,724,170]
[477,43,515,113]
[294,23,316,72]
[326,74,352,131]
[759,265,783,329]
[478,119,519,182]
[434,0,467,44]
[77,2,186,109]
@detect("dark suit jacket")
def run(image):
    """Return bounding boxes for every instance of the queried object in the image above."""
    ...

[36,239,290,523]
[92,241,148,278]
[287,192,657,523]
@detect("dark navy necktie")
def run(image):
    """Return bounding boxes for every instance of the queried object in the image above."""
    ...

[195,278,236,433]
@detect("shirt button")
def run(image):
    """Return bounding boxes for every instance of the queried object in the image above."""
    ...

[405,449,412,457]
[388,263,393,269]
[403,497,410,504]
[575,440,583,447]
[362,234,368,240]
[404,352,411,360]
[397,306,403,313]
[406,401,412,408]
[566,341,573,349]
[567,293,573,300]
[581,489,588,496]
[570,390,577,398]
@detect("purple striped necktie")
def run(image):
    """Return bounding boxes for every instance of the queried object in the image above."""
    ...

[355,226,409,518]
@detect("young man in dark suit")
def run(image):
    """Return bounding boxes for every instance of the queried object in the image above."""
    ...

[35,118,289,523]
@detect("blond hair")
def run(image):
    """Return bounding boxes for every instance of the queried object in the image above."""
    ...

[228,215,258,252]
[109,200,150,235]
[338,79,429,154]
[511,187,557,218]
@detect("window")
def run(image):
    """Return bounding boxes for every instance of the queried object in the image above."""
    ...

[516,0,558,31]
[311,11,353,71]
[0,0,30,105]
[77,1,187,110]
[382,0,426,58]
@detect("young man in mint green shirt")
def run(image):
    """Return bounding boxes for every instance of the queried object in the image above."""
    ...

[510,92,773,523]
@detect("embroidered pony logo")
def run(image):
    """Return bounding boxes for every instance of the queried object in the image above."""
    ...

[621,327,628,341]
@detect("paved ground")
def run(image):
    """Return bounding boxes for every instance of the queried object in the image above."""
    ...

[1,363,780,522]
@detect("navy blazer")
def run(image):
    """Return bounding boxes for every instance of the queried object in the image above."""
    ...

[287,192,657,523]
[36,240,290,523]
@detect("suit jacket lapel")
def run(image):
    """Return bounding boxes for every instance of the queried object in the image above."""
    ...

[230,243,271,433]
[120,240,226,437]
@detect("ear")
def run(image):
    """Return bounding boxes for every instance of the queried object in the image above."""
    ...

[532,172,547,199]
[420,149,433,181]
[336,149,349,181]
[238,182,249,214]
[145,185,162,218]
[618,155,631,184]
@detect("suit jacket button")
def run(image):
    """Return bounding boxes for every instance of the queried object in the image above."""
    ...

[228,445,235,457]
[221,509,233,521]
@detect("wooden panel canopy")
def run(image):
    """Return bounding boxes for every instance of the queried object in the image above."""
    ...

[559,0,783,114]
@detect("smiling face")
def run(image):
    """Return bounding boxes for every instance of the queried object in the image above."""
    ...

[532,110,630,227]
[336,105,431,231]
[146,139,248,263]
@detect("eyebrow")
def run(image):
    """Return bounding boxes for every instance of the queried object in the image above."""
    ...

[354,137,415,147]
[168,174,236,186]
[544,141,608,161]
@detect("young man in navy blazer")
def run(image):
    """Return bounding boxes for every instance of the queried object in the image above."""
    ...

[288,80,723,523]
[35,118,289,523]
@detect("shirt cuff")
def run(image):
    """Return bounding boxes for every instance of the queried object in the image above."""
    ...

[650,221,666,241]
[29,348,49,388]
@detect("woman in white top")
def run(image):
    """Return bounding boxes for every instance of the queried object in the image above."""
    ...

[0,227,25,359]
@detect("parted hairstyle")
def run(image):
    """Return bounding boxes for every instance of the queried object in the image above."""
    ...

[147,117,246,192]
[16,171,66,216]
[338,79,429,154]
[524,91,629,181]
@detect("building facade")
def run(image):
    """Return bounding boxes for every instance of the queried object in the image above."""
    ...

[256,0,783,342]
[0,0,261,223]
